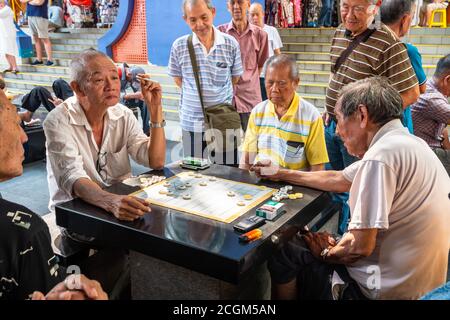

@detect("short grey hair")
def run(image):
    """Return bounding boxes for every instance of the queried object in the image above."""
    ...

[338,76,403,126]
[380,0,416,25]
[265,54,299,80]
[182,0,214,17]
[69,48,111,89]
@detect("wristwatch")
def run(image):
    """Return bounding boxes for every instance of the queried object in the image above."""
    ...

[149,120,166,128]
[320,248,330,260]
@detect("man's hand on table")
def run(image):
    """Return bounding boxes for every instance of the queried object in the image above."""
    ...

[106,194,151,221]
[250,159,285,181]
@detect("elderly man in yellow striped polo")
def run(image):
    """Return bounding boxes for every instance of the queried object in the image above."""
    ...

[240,54,328,173]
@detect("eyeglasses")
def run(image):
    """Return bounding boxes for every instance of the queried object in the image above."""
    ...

[340,4,368,14]
[96,151,107,181]
[265,80,290,89]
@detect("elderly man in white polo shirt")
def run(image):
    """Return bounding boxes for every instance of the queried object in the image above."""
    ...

[255,77,450,300]
[168,0,243,165]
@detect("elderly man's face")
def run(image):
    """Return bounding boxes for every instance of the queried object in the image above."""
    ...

[335,99,367,158]
[184,0,216,39]
[341,0,376,35]
[265,65,299,107]
[0,91,28,182]
[228,0,250,23]
[82,56,120,108]
[249,4,264,27]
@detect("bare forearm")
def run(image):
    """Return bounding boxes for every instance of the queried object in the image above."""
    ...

[400,85,420,109]
[277,169,351,192]
[148,127,165,169]
[325,230,377,265]
[73,178,115,213]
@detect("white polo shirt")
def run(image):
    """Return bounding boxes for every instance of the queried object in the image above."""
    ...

[343,119,450,299]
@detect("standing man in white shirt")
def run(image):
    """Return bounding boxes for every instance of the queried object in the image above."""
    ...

[249,2,283,101]
[44,49,166,220]
[168,0,243,165]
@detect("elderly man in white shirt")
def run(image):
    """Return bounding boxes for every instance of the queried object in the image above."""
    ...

[44,49,166,222]
[254,76,450,300]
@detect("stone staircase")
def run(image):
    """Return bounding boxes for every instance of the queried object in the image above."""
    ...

[3,26,449,140]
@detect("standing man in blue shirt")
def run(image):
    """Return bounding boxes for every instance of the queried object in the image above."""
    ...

[168,0,243,164]
[381,0,427,134]
[20,0,54,66]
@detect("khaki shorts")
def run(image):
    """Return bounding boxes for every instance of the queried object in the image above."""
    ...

[421,2,448,13]
[29,16,49,39]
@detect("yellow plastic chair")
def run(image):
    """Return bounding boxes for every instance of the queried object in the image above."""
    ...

[428,8,447,28]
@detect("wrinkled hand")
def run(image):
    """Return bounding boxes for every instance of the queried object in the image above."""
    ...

[250,159,283,180]
[48,96,63,107]
[302,231,336,260]
[31,274,108,300]
[108,194,151,221]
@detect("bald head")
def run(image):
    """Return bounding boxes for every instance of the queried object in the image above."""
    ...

[249,2,264,27]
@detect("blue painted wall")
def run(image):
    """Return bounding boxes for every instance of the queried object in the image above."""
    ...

[146,0,264,66]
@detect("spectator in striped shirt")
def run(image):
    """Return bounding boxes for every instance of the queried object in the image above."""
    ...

[411,54,450,175]
[240,54,329,172]
[380,0,428,134]
[324,0,420,234]
[168,0,243,164]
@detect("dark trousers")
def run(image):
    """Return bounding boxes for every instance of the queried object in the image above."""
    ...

[21,79,73,113]
[239,112,251,133]
[325,119,359,234]
[182,130,239,166]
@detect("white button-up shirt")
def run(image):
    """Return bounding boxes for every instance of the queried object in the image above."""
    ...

[43,96,150,212]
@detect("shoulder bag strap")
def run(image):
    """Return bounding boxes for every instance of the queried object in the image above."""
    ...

[332,28,376,74]
[187,35,208,121]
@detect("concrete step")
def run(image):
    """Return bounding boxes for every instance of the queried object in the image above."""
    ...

[282,42,450,55]
[2,71,69,83]
[58,27,108,34]
[48,32,103,40]
[51,43,96,52]
[284,51,444,65]
[51,38,98,46]
[4,78,53,91]
[17,64,70,75]
[48,50,81,59]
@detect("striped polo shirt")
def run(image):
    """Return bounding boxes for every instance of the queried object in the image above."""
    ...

[326,24,418,119]
[168,27,243,132]
[242,93,329,170]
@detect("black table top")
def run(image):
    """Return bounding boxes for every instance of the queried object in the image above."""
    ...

[55,162,333,284]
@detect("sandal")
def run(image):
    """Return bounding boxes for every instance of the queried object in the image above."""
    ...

[12,69,19,74]
[2,69,12,73]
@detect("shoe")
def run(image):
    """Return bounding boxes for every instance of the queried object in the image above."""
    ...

[45,60,54,66]
[11,69,19,74]
[2,68,12,73]
[31,60,43,65]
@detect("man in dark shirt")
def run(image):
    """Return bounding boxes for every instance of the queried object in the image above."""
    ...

[0,89,106,300]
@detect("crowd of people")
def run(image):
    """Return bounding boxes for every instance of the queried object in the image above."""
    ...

[0,0,449,301]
